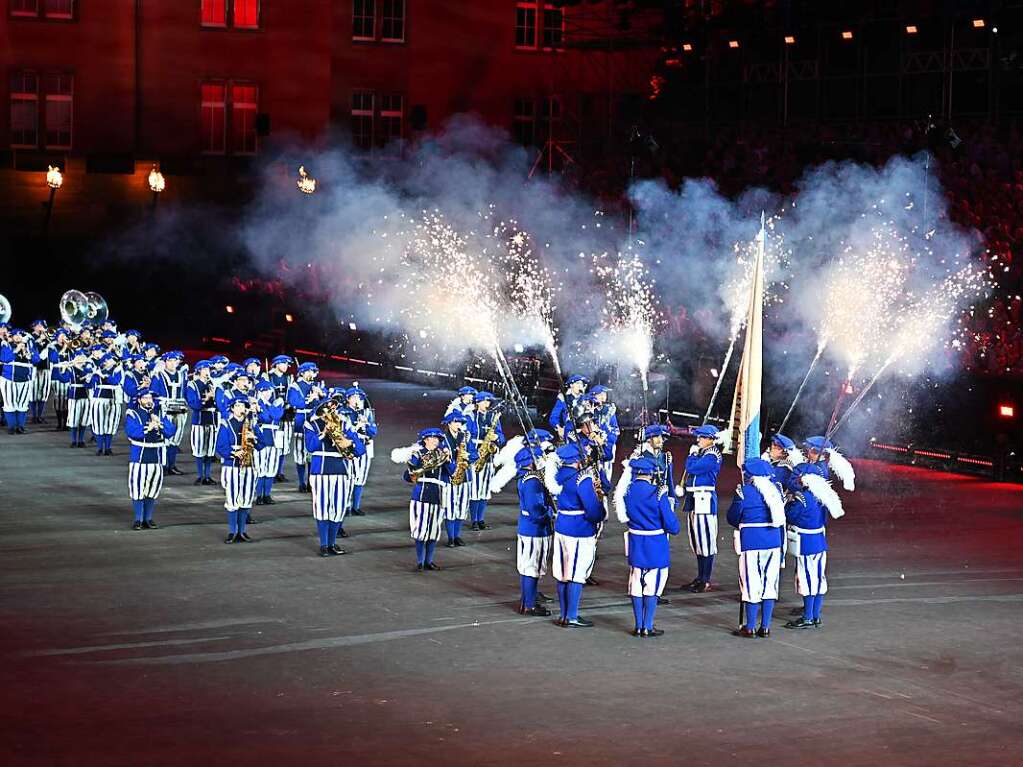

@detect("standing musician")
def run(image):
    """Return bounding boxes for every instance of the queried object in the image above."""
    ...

[764,433,802,491]
[63,350,93,447]
[440,411,474,547]
[121,329,144,359]
[288,362,325,494]
[243,357,263,383]
[402,428,455,571]
[1,328,39,434]
[305,393,365,557]
[678,425,723,593]
[89,353,122,456]
[141,342,161,372]
[589,385,620,480]
[0,323,8,428]
[727,458,786,638]
[344,385,376,517]
[186,360,218,485]
[466,391,505,531]
[549,374,588,442]
[28,319,52,424]
[252,380,284,507]
[618,455,682,637]
[49,328,72,430]
[121,355,151,402]
[266,355,294,482]
[632,424,676,500]
[549,443,606,627]
[151,351,189,475]
[215,364,246,419]
[444,385,477,418]
[215,397,267,544]
[124,387,175,530]
[802,435,856,493]
[515,430,557,617]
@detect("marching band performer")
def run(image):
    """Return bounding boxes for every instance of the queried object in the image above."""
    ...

[0,323,9,426]
[679,425,723,593]
[214,364,245,418]
[124,387,175,530]
[288,362,324,494]
[784,463,844,629]
[802,436,856,492]
[151,351,189,475]
[209,355,230,387]
[50,328,72,430]
[727,457,786,638]
[590,385,620,479]
[64,350,92,447]
[345,385,376,516]
[142,342,161,371]
[243,357,263,382]
[444,385,477,418]
[252,380,284,506]
[305,394,365,556]
[89,353,122,455]
[28,320,52,424]
[1,328,39,434]
[514,431,556,616]
[549,374,588,441]
[121,356,151,406]
[215,397,266,544]
[617,455,682,637]
[186,360,218,485]
[401,428,455,571]
[121,329,143,359]
[266,355,294,482]
[440,411,474,547]
[764,433,803,491]
[632,424,676,499]
[466,391,505,531]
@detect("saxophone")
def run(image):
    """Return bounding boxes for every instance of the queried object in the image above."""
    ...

[409,447,451,482]
[238,414,257,468]
[321,401,355,458]
[451,437,470,485]
[473,417,499,471]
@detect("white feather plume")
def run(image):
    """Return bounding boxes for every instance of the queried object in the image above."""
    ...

[489,436,524,495]
[613,459,633,523]
[787,447,806,467]
[802,474,845,519]
[390,443,419,464]
[494,435,523,468]
[826,448,856,491]
[751,476,786,527]
[544,454,563,497]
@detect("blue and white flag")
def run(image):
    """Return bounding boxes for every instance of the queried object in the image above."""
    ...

[727,212,766,465]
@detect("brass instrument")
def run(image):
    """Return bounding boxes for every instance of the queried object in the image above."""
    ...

[0,293,10,325]
[409,447,452,482]
[450,437,470,485]
[237,411,258,468]
[319,398,356,458]
[473,417,500,471]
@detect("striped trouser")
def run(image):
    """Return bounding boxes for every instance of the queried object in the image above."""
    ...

[2,380,30,412]
[67,398,90,428]
[276,420,294,452]
[128,462,164,501]
[51,380,69,410]
[350,450,372,486]
[409,500,442,542]
[163,413,187,448]
[467,462,495,502]
[552,533,597,584]
[292,429,308,465]
[255,445,282,479]
[687,512,718,556]
[310,473,354,523]
[738,548,782,604]
[443,481,471,521]
[90,397,119,435]
[190,424,217,458]
[517,534,552,578]
[628,566,670,597]
[31,368,51,402]
[794,552,828,597]
[221,466,257,511]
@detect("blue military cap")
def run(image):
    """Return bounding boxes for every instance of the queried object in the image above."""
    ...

[8,327,27,337]
[442,411,467,425]
[515,446,543,469]
[226,395,251,410]
[210,354,229,365]
[565,374,589,386]
[53,327,70,338]
[100,330,117,339]
[193,360,213,371]
[254,380,275,393]
[30,319,47,329]
[629,456,659,474]
[162,350,184,361]
[525,428,554,444]
[474,391,496,402]
[344,386,366,399]
[457,385,478,396]
[691,425,719,439]
[642,424,671,441]
[243,357,261,368]
[771,433,796,451]
[297,362,319,375]
[89,344,104,353]
[556,443,585,463]
[271,354,293,366]
[589,384,610,396]
[143,342,160,353]
[134,386,155,400]
[125,329,142,338]
[80,320,95,329]
[0,322,9,330]
[418,427,445,441]
[803,436,833,451]
[742,457,775,477]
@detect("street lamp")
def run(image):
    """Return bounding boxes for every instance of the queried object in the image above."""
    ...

[296,165,317,194]
[42,165,63,235]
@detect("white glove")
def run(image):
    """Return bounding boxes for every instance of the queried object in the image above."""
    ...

[674,484,685,496]
[689,444,699,456]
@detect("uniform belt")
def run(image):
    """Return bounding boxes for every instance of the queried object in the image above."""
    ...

[262,424,279,431]
[688,485,715,492]
[9,361,33,368]
[201,407,216,412]
[791,525,825,535]
[558,509,585,516]
[627,528,665,536]
[296,408,310,414]
[96,385,119,390]
[312,450,343,458]
[69,384,85,389]
[417,477,446,487]
[130,439,166,448]
[739,522,780,529]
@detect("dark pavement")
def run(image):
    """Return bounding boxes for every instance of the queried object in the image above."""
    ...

[2,376,1022,766]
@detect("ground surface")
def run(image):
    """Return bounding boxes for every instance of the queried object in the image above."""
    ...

[1,376,1021,766]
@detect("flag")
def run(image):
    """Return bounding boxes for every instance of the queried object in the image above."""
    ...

[727,212,765,465]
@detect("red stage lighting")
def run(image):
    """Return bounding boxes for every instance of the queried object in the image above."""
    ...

[999,404,1015,418]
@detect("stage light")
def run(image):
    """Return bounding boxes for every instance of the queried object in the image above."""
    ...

[784,35,795,45]
[841,30,853,40]
[284,313,294,323]
[46,165,63,190]
[225,305,235,314]
[682,42,693,52]
[728,40,739,49]
[972,19,985,28]
[999,404,1015,418]
[905,25,918,35]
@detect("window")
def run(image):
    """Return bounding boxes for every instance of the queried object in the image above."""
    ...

[538,96,561,141]
[513,96,560,146]
[200,82,227,153]
[201,0,258,29]
[542,7,563,49]
[516,3,564,50]
[44,0,73,18]
[512,97,535,146]
[350,91,404,154]
[377,93,403,153]
[381,0,404,42]
[353,0,375,40]
[231,82,258,155]
[44,73,72,148]
[10,0,39,17]
[515,3,536,48]
[10,0,75,19]
[9,72,39,148]
[350,91,374,150]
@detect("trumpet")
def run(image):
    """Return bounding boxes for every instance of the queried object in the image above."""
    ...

[409,447,452,482]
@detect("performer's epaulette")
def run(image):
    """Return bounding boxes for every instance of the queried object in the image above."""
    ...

[607,403,617,416]
[520,468,544,484]
[706,446,723,460]
[793,491,807,506]
[736,487,745,499]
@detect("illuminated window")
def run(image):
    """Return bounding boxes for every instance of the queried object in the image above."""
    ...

[542,6,564,49]
[10,0,39,17]
[9,71,39,148]
[381,0,405,42]
[353,0,375,39]
[231,83,258,155]
[377,93,403,154]
[202,0,258,29]
[201,0,227,27]
[512,97,536,146]
[44,0,73,18]
[233,0,259,29]
[10,0,75,18]
[43,73,72,149]
[200,81,227,154]
[351,91,374,150]
[515,3,537,48]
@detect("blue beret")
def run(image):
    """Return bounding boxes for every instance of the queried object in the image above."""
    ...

[243,357,260,366]
[457,386,478,396]
[742,458,775,477]
[194,360,212,371]
[54,328,69,338]
[629,456,659,474]
[254,380,275,392]
[565,374,589,386]
[803,436,833,451]
[125,329,142,338]
[556,443,585,463]
[30,319,47,328]
[297,362,319,374]
[771,434,796,450]
[589,385,610,396]
[515,446,544,469]
[134,386,154,400]
[210,355,229,365]
[223,363,243,375]
[100,353,117,364]
[89,344,104,353]
[271,355,292,366]
[162,350,184,361]
[0,322,9,329]
[474,391,496,402]
[692,425,719,439]
[227,395,250,409]
[418,427,445,441]
[441,411,466,425]
[643,424,671,440]
[344,387,365,399]
[143,342,160,351]
[525,428,553,444]
[80,320,95,329]
[100,330,117,339]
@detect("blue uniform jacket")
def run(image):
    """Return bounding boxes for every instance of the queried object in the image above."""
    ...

[624,478,681,569]
[288,380,319,431]
[517,471,554,537]
[1,343,40,382]
[90,368,123,399]
[151,368,187,404]
[124,406,175,463]
[594,404,620,447]
[553,467,605,538]
[121,371,148,401]
[185,379,217,426]
[682,446,722,513]
[641,445,676,499]
[726,483,782,551]
[402,449,456,505]
[467,409,506,451]
[215,417,271,468]
[784,490,829,556]
[304,417,365,475]
[442,428,477,462]
[216,386,250,419]
[254,400,284,445]
[349,405,378,441]
[65,365,93,399]
[549,393,573,433]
